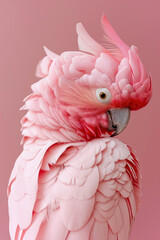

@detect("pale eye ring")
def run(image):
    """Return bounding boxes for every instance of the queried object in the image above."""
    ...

[96,88,112,103]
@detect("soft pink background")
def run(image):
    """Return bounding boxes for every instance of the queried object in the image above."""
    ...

[0,1,159,239]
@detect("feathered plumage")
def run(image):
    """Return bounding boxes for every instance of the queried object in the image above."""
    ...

[8,14,151,240]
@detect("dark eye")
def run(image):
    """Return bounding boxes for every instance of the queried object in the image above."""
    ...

[96,88,112,103]
[99,92,107,99]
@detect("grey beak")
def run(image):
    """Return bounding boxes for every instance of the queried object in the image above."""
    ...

[107,108,130,137]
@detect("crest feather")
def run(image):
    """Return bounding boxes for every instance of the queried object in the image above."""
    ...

[76,15,130,61]
[76,23,105,56]
[43,46,58,60]
[101,13,129,60]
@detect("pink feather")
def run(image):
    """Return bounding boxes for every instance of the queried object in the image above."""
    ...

[8,14,151,240]
[8,137,140,239]
[101,13,129,60]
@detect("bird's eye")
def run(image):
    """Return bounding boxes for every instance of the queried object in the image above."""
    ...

[96,88,111,103]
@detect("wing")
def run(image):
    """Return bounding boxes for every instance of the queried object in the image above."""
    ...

[92,138,140,240]
[8,138,55,240]
[51,138,140,240]
[8,138,140,240]
[8,138,80,239]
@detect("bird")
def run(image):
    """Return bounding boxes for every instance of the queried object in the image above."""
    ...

[8,14,152,240]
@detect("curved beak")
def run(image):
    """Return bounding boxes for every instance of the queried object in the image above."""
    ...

[107,108,130,137]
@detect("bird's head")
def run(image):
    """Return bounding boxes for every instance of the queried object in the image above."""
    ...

[28,14,151,141]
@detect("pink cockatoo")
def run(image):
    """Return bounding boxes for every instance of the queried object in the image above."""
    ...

[8,14,152,240]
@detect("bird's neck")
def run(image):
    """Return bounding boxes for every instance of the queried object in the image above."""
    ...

[20,108,86,144]
[20,93,108,144]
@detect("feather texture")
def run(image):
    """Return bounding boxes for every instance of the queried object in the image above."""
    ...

[8,138,140,240]
[101,13,129,60]
[76,23,105,57]
[8,14,151,240]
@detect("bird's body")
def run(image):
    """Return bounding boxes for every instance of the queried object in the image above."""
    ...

[8,15,151,240]
[8,136,140,240]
